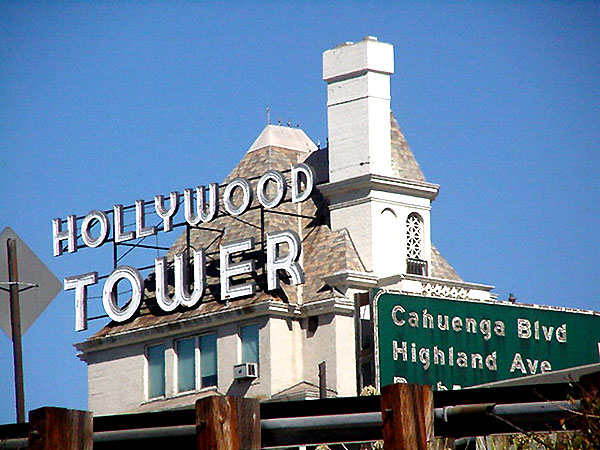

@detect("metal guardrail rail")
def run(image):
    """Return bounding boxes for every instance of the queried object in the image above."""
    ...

[0,399,582,449]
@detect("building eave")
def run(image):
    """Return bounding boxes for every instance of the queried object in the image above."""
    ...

[322,270,379,289]
[75,300,303,356]
[402,274,495,292]
[75,296,357,357]
[301,297,355,317]
[318,173,440,202]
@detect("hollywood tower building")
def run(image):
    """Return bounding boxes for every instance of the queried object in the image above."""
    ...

[76,37,493,415]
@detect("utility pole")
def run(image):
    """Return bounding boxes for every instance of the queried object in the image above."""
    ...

[7,237,26,423]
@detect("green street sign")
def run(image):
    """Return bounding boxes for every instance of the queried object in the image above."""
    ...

[373,291,600,390]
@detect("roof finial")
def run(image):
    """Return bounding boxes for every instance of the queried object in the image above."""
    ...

[266,106,271,125]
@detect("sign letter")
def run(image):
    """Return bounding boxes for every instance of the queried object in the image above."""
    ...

[52,215,77,256]
[81,210,110,249]
[266,230,304,291]
[175,248,206,308]
[135,200,157,238]
[517,318,531,339]
[220,238,256,300]
[154,191,180,232]
[114,205,135,243]
[184,184,218,225]
[291,163,315,203]
[102,266,143,322]
[258,170,287,208]
[64,272,98,331]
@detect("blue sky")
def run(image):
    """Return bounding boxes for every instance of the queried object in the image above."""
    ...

[1,1,599,423]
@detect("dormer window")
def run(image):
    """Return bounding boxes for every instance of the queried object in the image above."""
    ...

[406,213,427,276]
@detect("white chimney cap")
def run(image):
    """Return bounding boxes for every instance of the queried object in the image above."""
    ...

[323,37,394,83]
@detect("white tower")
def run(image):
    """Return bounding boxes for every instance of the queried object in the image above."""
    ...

[321,37,439,279]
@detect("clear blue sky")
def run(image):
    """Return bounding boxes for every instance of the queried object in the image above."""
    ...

[1,1,599,424]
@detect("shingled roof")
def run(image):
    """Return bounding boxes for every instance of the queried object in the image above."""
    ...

[390,113,426,182]
[89,117,461,342]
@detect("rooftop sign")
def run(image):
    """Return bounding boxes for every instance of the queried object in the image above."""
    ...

[53,164,315,331]
[374,291,600,390]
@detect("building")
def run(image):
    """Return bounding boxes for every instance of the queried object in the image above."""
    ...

[75,37,494,415]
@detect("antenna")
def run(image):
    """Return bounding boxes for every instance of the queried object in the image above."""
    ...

[266,106,271,125]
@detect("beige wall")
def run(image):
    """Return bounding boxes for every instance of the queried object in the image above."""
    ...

[84,308,357,415]
[267,317,303,396]
[87,344,146,415]
[333,314,358,397]
[302,312,357,397]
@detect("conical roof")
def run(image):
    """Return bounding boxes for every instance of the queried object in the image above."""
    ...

[390,113,426,182]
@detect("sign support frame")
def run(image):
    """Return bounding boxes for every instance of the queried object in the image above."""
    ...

[7,237,26,423]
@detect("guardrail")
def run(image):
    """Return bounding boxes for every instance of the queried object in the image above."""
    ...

[0,374,596,449]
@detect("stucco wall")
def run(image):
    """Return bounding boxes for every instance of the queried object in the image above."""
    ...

[87,343,146,415]
[268,317,303,395]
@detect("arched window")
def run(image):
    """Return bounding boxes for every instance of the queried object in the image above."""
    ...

[406,213,427,275]
[378,208,400,276]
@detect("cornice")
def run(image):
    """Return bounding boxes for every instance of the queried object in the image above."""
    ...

[301,298,355,316]
[75,300,303,356]
[401,273,495,292]
[322,270,379,289]
[318,173,440,202]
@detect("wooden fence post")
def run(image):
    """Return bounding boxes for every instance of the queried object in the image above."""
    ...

[380,383,434,450]
[27,407,92,450]
[196,395,260,450]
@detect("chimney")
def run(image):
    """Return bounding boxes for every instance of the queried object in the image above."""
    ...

[323,36,394,183]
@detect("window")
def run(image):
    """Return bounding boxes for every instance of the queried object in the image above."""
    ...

[175,334,218,393]
[406,213,423,259]
[241,324,259,364]
[147,344,165,399]
[176,338,196,393]
[200,334,217,387]
[378,208,401,276]
[406,213,427,275]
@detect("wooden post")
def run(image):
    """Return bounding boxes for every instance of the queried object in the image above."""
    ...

[7,238,26,423]
[319,361,327,399]
[196,395,260,450]
[380,383,434,450]
[27,407,92,450]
